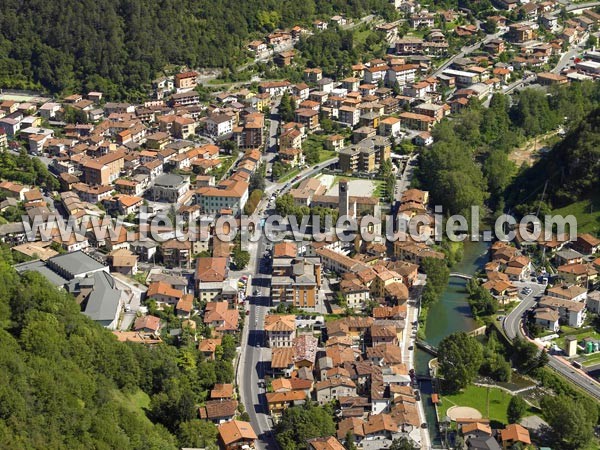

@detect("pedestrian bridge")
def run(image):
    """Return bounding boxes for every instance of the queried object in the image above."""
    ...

[449,272,473,280]
[416,339,438,356]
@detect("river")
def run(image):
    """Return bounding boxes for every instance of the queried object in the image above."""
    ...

[415,240,490,445]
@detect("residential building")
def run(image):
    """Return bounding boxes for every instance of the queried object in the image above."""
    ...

[203,301,240,335]
[174,71,198,90]
[146,281,183,306]
[206,114,234,137]
[195,257,228,301]
[572,233,600,255]
[265,314,296,347]
[81,149,126,185]
[539,296,585,328]
[218,421,257,450]
[161,239,192,268]
[338,106,360,127]
[534,307,560,332]
[547,284,588,303]
[199,399,238,424]
[152,173,190,203]
[196,179,249,216]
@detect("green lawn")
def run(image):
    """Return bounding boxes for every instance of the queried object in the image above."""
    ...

[554,328,600,350]
[318,149,337,163]
[112,389,151,420]
[278,167,301,183]
[438,385,514,425]
[582,352,600,367]
[551,193,600,235]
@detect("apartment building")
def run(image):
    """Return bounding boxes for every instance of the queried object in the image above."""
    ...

[81,149,127,185]
[264,314,296,347]
[195,179,249,216]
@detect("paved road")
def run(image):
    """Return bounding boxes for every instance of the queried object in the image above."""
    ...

[552,33,589,74]
[237,234,277,450]
[565,1,600,12]
[431,29,506,78]
[502,281,544,340]
[503,281,600,400]
[402,277,431,449]
[394,154,418,202]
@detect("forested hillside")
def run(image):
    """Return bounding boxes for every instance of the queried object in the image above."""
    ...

[0,248,232,449]
[416,81,600,222]
[506,106,600,212]
[0,0,394,98]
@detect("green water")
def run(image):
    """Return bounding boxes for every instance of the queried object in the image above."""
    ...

[416,240,490,444]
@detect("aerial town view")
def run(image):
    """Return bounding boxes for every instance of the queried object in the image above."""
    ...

[0,0,600,449]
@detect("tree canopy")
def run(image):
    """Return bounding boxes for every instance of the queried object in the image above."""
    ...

[274,402,336,450]
[437,332,483,392]
[0,256,236,448]
[0,0,394,97]
[541,394,599,449]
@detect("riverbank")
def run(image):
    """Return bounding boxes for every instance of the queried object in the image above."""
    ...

[416,241,491,445]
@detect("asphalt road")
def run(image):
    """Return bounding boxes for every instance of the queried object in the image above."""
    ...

[503,281,600,400]
[552,33,589,74]
[394,154,417,203]
[431,29,506,78]
[237,233,277,450]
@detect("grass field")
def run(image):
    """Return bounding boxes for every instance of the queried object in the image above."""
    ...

[438,385,514,425]
[318,149,337,162]
[582,352,600,367]
[112,389,151,420]
[278,167,301,183]
[554,328,600,350]
[551,194,600,235]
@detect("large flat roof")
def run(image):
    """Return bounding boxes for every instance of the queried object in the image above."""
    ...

[15,260,68,286]
[48,250,106,277]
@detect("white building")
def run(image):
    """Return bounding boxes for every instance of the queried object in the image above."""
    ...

[205,114,234,137]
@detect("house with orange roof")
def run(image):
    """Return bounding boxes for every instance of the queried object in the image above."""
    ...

[175,293,194,318]
[211,383,234,399]
[307,436,346,450]
[199,399,238,424]
[217,420,257,450]
[108,248,138,276]
[195,178,249,216]
[271,347,295,377]
[265,390,307,416]
[195,256,229,301]
[504,255,532,281]
[264,314,296,347]
[204,301,240,335]
[362,413,400,441]
[500,424,530,448]
[460,421,492,439]
[146,281,183,306]
[557,263,598,286]
[199,338,222,360]
[572,233,600,255]
[133,315,161,335]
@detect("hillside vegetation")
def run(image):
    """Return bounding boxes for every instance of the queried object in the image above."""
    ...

[506,103,600,233]
[0,0,394,98]
[0,247,233,449]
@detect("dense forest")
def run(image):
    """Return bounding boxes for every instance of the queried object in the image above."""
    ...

[506,106,600,212]
[0,0,394,98]
[416,81,600,222]
[0,247,234,449]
